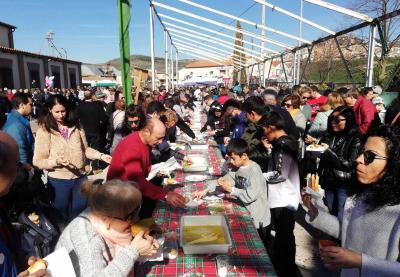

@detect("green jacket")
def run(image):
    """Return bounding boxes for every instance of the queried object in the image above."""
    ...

[241,122,269,171]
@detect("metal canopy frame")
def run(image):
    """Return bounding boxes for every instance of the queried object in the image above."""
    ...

[146,0,400,89]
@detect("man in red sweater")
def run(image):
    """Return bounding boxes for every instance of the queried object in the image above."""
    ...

[107,118,186,207]
[306,85,327,122]
[344,88,377,135]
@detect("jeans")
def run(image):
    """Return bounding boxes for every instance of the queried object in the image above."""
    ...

[325,186,348,217]
[48,176,87,221]
[270,207,297,277]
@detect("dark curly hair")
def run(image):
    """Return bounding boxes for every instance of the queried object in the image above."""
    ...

[120,104,146,136]
[356,125,400,211]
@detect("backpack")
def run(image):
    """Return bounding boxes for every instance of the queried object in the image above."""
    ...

[17,210,59,259]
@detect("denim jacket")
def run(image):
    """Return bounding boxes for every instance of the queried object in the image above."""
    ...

[3,110,34,164]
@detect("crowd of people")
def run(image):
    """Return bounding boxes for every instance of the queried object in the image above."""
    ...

[0,81,399,276]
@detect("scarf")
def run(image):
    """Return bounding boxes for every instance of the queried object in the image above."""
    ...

[289,109,301,119]
[87,212,133,263]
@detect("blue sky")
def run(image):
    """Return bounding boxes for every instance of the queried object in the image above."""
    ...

[0,0,368,64]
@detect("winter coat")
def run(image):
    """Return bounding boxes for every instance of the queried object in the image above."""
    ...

[353,96,377,135]
[241,122,268,171]
[3,110,34,164]
[318,129,361,189]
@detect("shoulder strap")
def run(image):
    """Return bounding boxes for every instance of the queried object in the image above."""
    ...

[391,112,400,126]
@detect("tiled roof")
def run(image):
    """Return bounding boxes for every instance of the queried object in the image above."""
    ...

[185,59,233,68]
[0,45,81,64]
[0,22,16,30]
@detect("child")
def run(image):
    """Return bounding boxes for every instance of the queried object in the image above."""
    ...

[194,138,270,246]
[259,111,300,277]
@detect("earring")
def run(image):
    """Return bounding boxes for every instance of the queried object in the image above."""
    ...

[106,223,111,230]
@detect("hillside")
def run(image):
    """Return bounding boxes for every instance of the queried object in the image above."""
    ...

[107,55,194,73]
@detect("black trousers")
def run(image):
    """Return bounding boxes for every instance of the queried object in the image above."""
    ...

[270,207,297,277]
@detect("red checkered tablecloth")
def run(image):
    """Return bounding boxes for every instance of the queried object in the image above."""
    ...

[135,143,276,276]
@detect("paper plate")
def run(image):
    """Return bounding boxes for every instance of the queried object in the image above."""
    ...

[306,145,325,152]
[204,194,224,201]
[185,175,207,182]
[185,198,203,208]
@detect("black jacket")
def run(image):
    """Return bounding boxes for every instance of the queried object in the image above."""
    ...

[318,130,361,188]
[200,114,227,144]
[77,101,108,135]
[269,135,299,173]
[271,105,300,140]
[241,122,269,171]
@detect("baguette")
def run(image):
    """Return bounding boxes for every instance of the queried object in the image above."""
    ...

[27,259,47,274]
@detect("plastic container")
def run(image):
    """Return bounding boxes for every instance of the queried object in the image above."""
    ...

[180,215,232,255]
[183,155,208,172]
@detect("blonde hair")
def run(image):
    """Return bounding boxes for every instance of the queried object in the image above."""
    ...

[321,92,344,112]
[81,179,142,219]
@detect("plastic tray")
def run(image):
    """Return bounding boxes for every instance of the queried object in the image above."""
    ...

[179,215,232,255]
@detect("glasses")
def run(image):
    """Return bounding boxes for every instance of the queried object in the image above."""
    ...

[128,120,140,125]
[112,205,141,223]
[358,148,387,165]
[332,117,346,124]
[302,97,309,100]
[282,103,293,108]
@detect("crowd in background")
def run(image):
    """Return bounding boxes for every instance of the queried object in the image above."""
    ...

[0,81,400,276]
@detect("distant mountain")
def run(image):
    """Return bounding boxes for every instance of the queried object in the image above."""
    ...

[107,55,195,73]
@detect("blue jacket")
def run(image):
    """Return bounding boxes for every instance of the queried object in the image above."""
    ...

[3,110,34,164]
[232,111,247,139]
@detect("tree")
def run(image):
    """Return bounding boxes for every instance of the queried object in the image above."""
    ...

[350,0,400,86]
[233,21,247,84]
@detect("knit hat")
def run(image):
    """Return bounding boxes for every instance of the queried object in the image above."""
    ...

[372,96,383,105]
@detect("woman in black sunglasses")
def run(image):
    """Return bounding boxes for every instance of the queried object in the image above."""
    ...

[303,125,400,276]
[317,106,362,217]
[57,179,159,276]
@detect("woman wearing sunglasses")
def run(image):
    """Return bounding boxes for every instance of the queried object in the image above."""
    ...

[303,125,400,276]
[313,106,362,216]
[281,94,307,135]
[57,179,158,277]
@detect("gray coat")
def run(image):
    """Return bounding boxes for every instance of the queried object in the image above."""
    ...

[56,210,139,277]
[307,197,400,277]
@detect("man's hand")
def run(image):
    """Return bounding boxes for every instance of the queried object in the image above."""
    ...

[320,246,362,271]
[165,191,186,207]
[262,138,272,150]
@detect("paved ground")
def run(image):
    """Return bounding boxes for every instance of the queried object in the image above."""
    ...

[295,206,340,277]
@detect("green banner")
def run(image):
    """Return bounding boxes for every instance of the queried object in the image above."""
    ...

[118,0,132,105]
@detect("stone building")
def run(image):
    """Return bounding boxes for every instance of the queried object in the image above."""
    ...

[0,21,81,89]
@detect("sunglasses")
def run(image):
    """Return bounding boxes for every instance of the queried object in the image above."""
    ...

[358,148,387,165]
[128,120,140,125]
[302,97,309,100]
[332,117,346,124]
[282,103,293,108]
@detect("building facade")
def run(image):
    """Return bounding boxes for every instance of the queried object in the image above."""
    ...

[178,60,234,86]
[0,22,81,90]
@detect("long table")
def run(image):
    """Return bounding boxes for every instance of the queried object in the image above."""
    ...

[135,145,277,276]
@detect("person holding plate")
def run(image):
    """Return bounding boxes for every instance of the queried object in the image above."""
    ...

[302,125,400,276]
[308,106,361,216]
